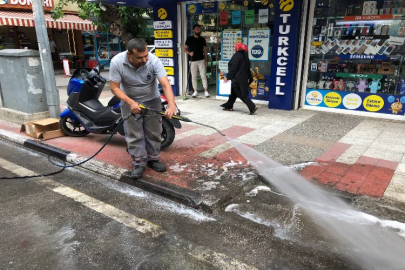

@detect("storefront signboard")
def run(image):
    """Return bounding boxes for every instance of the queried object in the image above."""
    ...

[305,89,405,116]
[164,67,174,75]
[248,29,270,61]
[258,9,269,23]
[186,2,218,14]
[336,73,383,79]
[153,2,177,91]
[221,30,242,60]
[232,11,241,24]
[154,40,173,48]
[340,35,390,40]
[218,61,229,73]
[269,0,303,110]
[0,0,53,11]
[220,12,228,25]
[154,30,173,39]
[338,55,386,60]
[245,10,255,24]
[155,49,174,57]
[153,21,172,29]
[344,14,394,21]
[159,58,174,67]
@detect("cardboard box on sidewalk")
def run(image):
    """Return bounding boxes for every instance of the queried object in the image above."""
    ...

[20,118,65,140]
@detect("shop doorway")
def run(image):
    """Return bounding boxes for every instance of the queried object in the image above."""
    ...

[180,1,274,102]
[184,11,220,97]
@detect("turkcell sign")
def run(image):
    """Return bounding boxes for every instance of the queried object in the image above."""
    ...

[269,0,302,110]
[273,14,291,96]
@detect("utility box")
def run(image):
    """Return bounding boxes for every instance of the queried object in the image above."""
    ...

[0,49,48,114]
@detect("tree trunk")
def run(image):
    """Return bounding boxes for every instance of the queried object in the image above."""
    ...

[103,5,134,45]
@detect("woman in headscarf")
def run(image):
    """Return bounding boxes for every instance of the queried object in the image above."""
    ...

[220,43,258,115]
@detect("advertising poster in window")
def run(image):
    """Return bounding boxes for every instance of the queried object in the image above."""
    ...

[186,2,218,14]
[220,12,228,25]
[248,29,270,61]
[221,30,242,60]
[258,9,269,24]
[304,89,405,116]
[250,80,270,101]
[232,11,241,24]
[245,10,254,25]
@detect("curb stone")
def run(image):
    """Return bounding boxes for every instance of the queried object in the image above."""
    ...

[0,128,259,212]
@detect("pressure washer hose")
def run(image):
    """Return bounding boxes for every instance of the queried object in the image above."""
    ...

[0,106,224,179]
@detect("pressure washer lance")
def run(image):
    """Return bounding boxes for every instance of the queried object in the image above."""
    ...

[139,104,225,136]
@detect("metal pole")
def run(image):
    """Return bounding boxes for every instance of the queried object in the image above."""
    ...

[32,0,60,118]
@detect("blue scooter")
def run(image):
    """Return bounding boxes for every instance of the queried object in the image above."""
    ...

[59,64,180,149]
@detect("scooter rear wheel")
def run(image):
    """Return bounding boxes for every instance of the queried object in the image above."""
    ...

[161,118,175,149]
[60,116,89,137]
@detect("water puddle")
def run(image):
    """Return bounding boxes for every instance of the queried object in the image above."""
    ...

[227,136,405,270]
[2,214,79,268]
[76,170,215,222]
[225,203,302,240]
[245,185,272,197]
[155,201,216,222]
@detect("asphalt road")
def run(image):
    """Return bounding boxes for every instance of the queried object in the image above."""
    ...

[1,139,404,270]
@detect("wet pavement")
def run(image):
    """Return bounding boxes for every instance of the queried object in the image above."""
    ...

[2,140,405,269]
[0,141,370,269]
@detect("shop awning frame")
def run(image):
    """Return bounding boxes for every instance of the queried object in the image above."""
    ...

[0,11,96,30]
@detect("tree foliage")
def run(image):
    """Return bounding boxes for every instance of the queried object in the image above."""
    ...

[51,1,152,44]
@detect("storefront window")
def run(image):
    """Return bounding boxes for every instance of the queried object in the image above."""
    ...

[0,31,5,50]
[0,26,17,50]
[57,29,75,61]
[108,36,121,59]
[306,0,405,116]
[185,1,274,101]
[96,34,109,61]
[82,34,96,60]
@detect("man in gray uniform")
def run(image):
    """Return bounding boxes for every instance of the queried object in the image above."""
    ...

[109,38,176,179]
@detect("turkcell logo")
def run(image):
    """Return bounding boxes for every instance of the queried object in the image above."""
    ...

[279,0,294,11]
[251,45,264,58]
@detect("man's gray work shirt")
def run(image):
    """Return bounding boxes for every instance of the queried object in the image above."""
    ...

[109,51,167,103]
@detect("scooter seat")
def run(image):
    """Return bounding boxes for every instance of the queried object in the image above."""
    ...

[81,99,105,111]
[108,96,121,107]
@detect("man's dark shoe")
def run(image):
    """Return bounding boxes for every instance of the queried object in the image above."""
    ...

[130,166,144,179]
[147,160,166,172]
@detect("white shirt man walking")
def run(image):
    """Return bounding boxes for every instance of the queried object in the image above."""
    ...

[184,24,210,98]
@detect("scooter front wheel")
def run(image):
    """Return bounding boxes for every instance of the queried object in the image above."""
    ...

[161,118,175,149]
[60,116,89,137]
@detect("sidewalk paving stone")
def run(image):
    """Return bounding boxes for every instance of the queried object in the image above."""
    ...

[1,83,405,208]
